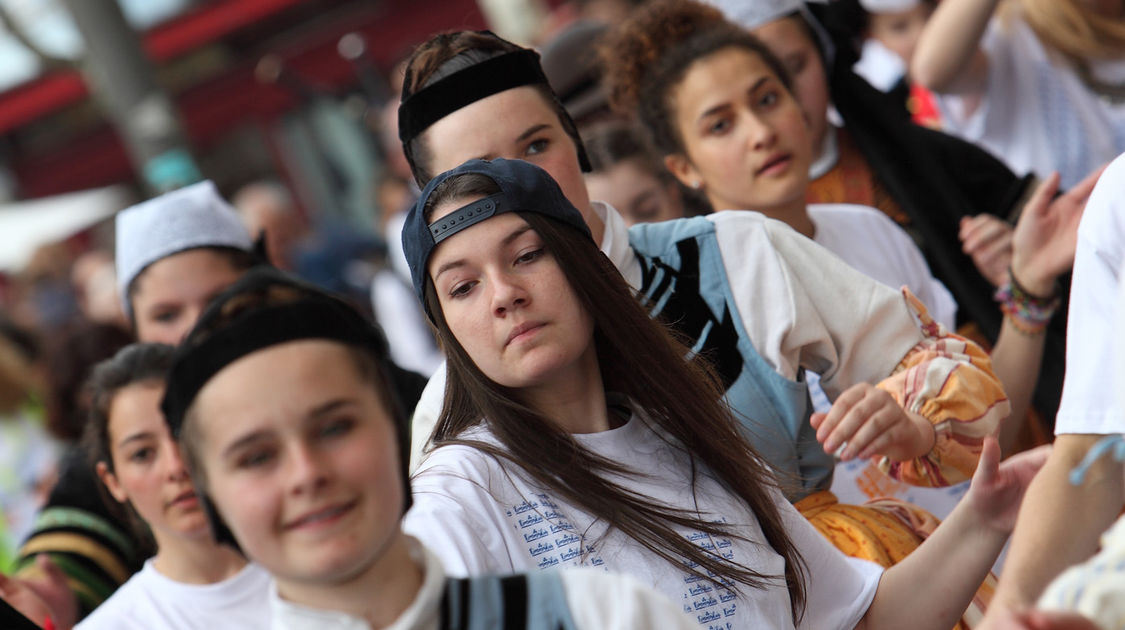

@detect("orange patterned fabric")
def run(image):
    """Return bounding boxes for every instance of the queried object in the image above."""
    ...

[876,290,1010,487]
[806,128,911,226]
[797,490,995,630]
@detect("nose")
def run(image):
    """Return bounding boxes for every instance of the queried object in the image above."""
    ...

[746,111,777,152]
[285,442,330,496]
[490,272,529,317]
[164,442,191,483]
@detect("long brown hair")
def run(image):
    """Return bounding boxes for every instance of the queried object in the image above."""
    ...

[1011,0,1125,61]
[421,173,808,621]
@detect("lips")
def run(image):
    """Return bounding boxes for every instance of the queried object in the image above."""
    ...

[506,321,545,346]
[756,153,792,176]
[167,489,198,508]
[284,500,357,531]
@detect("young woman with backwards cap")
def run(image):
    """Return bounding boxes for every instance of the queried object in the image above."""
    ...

[399,156,1047,630]
[158,264,699,630]
[397,28,1006,505]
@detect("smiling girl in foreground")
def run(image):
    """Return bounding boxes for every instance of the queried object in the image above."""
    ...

[159,266,696,630]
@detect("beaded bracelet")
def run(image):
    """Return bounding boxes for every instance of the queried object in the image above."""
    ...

[993,267,1061,335]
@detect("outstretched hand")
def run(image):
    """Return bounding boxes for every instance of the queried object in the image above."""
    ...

[0,555,76,630]
[811,382,935,462]
[966,437,1050,534]
[1012,167,1105,295]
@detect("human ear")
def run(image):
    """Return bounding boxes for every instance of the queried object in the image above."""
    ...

[664,153,704,192]
[96,461,129,505]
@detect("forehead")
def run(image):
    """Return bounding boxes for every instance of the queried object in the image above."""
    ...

[752,16,816,54]
[427,212,533,268]
[424,86,559,173]
[133,249,241,300]
[192,340,374,434]
[107,382,166,439]
[677,48,778,109]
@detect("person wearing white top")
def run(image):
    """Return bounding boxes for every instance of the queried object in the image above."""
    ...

[76,344,269,630]
[912,0,1125,190]
[398,156,1045,630]
[975,156,1125,629]
[159,267,696,630]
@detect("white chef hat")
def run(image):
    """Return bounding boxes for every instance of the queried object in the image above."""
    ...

[115,180,252,316]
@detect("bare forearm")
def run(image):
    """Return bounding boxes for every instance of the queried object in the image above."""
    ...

[990,323,1047,455]
[911,0,996,93]
[992,435,1124,610]
[857,496,1007,630]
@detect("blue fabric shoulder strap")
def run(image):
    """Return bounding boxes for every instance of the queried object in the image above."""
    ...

[440,572,578,630]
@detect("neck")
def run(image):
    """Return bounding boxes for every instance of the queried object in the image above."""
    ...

[521,346,610,434]
[151,530,248,584]
[584,201,606,247]
[276,531,424,629]
[760,199,816,239]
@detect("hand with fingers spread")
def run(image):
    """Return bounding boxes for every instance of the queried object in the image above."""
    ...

[0,567,55,629]
[960,214,1013,288]
[1011,167,1105,296]
[812,382,936,462]
[1,556,76,630]
[966,437,1050,534]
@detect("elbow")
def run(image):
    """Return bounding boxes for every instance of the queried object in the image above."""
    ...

[909,57,952,92]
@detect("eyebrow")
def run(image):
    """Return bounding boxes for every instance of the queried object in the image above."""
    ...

[698,76,771,121]
[470,123,552,161]
[219,399,360,458]
[117,431,155,449]
[432,225,535,280]
[516,123,550,143]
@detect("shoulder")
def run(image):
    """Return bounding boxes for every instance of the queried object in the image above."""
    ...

[74,571,153,629]
[1079,157,1125,248]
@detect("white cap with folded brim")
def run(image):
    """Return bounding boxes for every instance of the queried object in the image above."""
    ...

[115,180,252,316]
[701,0,835,68]
[860,0,922,13]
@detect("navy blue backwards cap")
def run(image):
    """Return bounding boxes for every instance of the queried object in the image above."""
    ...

[402,158,592,318]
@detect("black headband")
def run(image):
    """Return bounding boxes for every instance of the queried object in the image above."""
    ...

[161,299,385,437]
[398,49,550,145]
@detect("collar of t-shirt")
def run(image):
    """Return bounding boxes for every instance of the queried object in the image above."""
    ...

[268,537,443,630]
[590,200,643,291]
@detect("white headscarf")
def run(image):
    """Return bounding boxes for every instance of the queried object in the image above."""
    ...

[115,180,252,315]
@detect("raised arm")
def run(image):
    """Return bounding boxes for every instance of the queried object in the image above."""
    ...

[858,438,1049,630]
[911,0,996,94]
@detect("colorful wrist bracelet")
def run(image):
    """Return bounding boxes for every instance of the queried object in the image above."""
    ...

[993,267,1061,334]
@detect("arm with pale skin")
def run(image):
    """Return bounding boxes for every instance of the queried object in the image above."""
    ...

[979,434,1124,626]
[856,438,1049,630]
[988,169,1101,453]
[741,218,1007,487]
[911,0,996,94]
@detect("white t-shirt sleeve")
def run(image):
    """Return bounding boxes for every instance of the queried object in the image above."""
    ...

[561,570,699,630]
[408,363,447,473]
[773,495,883,630]
[404,446,516,577]
[1055,155,1125,435]
[708,211,925,399]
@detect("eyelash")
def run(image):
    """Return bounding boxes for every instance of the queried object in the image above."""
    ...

[129,447,154,463]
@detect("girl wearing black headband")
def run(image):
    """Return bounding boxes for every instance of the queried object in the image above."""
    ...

[161,267,697,630]
[401,157,1047,630]
[398,29,1007,505]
